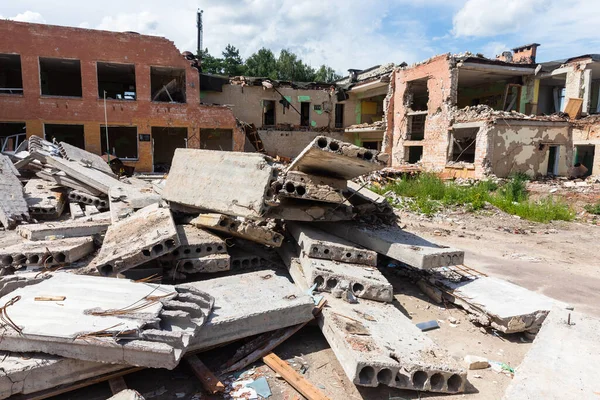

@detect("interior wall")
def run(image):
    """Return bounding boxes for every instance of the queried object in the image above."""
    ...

[151,126,187,171]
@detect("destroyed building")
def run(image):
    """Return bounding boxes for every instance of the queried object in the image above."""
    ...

[200,64,394,158]
[0,20,244,173]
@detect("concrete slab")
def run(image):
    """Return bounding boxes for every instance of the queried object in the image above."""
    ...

[265,199,354,222]
[0,154,29,229]
[68,190,108,209]
[58,141,115,177]
[163,149,277,218]
[37,168,103,196]
[0,272,48,298]
[434,274,570,333]
[108,184,161,223]
[0,237,94,268]
[0,273,212,369]
[190,213,283,247]
[287,136,387,180]
[227,247,278,271]
[319,294,467,393]
[316,222,464,269]
[69,202,85,219]
[298,253,393,302]
[160,225,227,261]
[91,204,179,276]
[287,222,377,266]
[164,254,231,280]
[502,309,600,399]
[23,179,67,218]
[181,270,315,351]
[16,217,111,241]
[273,171,345,204]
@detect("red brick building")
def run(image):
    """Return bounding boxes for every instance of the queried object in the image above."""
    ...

[0,20,244,172]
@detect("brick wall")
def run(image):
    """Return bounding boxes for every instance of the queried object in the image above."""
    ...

[0,20,239,172]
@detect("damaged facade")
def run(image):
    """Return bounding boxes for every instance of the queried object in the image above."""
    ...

[0,20,244,173]
[200,64,394,158]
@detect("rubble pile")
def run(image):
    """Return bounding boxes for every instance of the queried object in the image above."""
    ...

[452,104,569,123]
[0,135,577,399]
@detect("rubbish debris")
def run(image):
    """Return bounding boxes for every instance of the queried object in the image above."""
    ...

[416,320,440,331]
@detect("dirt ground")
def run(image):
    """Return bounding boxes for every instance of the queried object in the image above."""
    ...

[49,208,600,400]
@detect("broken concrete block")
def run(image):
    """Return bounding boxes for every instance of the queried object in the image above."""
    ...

[316,222,464,269]
[0,237,94,268]
[434,275,569,333]
[37,168,104,196]
[109,184,161,223]
[265,198,354,222]
[108,389,145,400]
[69,202,85,219]
[0,272,49,298]
[344,181,397,224]
[58,141,115,177]
[346,180,387,204]
[163,149,277,218]
[160,225,227,261]
[90,204,180,276]
[0,273,213,369]
[68,190,108,209]
[320,294,466,393]
[16,217,111,241]
[190,213,283,247]
[287,222,377,266]
[272,171,346,203]
[463,355,489,370]
[23,179,67,219]
[228,247,276,271]
[287,136,387,180]
[298,253,393,302]
[502,309,600,400]
[168,254,231,278]
[182,270,315,351]
[0,154,29,229]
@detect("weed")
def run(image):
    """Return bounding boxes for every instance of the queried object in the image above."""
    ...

[584,201,600,215]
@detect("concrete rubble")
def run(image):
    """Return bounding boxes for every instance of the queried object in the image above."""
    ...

[0,135,577,398]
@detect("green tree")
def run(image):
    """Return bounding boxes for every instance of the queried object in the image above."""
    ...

[245,48,277,79]
[314,65,342,83]
[221,44,245,77]
[197,48,224,74]
[276,49,316,81]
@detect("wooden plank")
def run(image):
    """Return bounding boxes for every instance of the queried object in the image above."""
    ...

[221,298,326,374]
[108,376,128,395]
[263,353,330,400]
[184,354,225,394]
[564,97,583,119]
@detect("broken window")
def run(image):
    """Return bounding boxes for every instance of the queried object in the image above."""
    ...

[44,124,85,149]
[362,141,380,151]
[360,95,385,124]
[335,104,345,128]
[0,122,26,154]
[97,62,136,100]
[150,66,186,103]
[300,102,310,127]
[407,78,429,112]
[152,127,187,172]
[407,113,426,140]
[449,128,478,164]
[39,57,82,97]
[503,84,521,111]
[405,146,423,164]
[263,100,276,126]
[200,129,233,151]
[575,145,595,176]
[100,126,138,160]
[0,54,23,94]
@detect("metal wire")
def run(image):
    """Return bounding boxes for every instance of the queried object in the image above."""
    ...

[0,296,22,334]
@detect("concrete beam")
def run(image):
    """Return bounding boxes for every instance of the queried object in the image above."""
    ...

[272,171,346,204]
[163,149,277,219]
[16,217,111,241]
[0,154,29,229]
[190,213,283,247]
[90,204,180,276]
[433,274,570,333]
[37,169,104,196]
[164,254,231,280]
[316,222,464,269]
[23,179,67,219]
[287,136,387,180]
[68,190,108,209]
[265,199,354,222]
[320,294,467,393]
[287,222,377,266]
[160,225,227,262]
[0,237,94,268]
[502,309,600,400]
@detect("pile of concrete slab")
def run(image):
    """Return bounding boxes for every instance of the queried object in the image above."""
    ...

[0,135,586,399]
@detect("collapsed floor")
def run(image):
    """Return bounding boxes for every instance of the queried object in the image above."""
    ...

[0,136,594,400]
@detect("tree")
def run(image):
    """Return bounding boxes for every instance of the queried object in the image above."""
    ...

[314,65,342,83]
[245,48,277,79]
[221,44,245,77]
[197,48,224,74]
[276,49,316,81]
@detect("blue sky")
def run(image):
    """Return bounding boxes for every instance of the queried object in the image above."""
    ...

[2,0,599,73]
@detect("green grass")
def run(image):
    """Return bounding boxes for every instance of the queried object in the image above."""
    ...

[374,173,575,223]
[584,201,600,215]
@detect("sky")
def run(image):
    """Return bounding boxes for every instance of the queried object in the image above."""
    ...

[2,0,600,74]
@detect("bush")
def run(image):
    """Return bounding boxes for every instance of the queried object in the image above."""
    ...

[584,202,600,215]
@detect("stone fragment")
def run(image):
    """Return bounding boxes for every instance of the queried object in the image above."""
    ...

[464,355,489,370]
[190,213,283,247]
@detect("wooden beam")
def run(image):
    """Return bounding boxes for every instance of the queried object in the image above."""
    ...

[184,354,225,394]
[262,353,330,400]
[108,376,128,395]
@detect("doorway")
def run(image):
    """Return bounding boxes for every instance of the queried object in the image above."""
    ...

[547,145,560,175]
[575,145,595,176]
[300,102,310,127]
[152,127,187,172]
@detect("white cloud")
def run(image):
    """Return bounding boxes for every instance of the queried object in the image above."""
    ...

[3,10,46,24]
[96,11,161,35]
